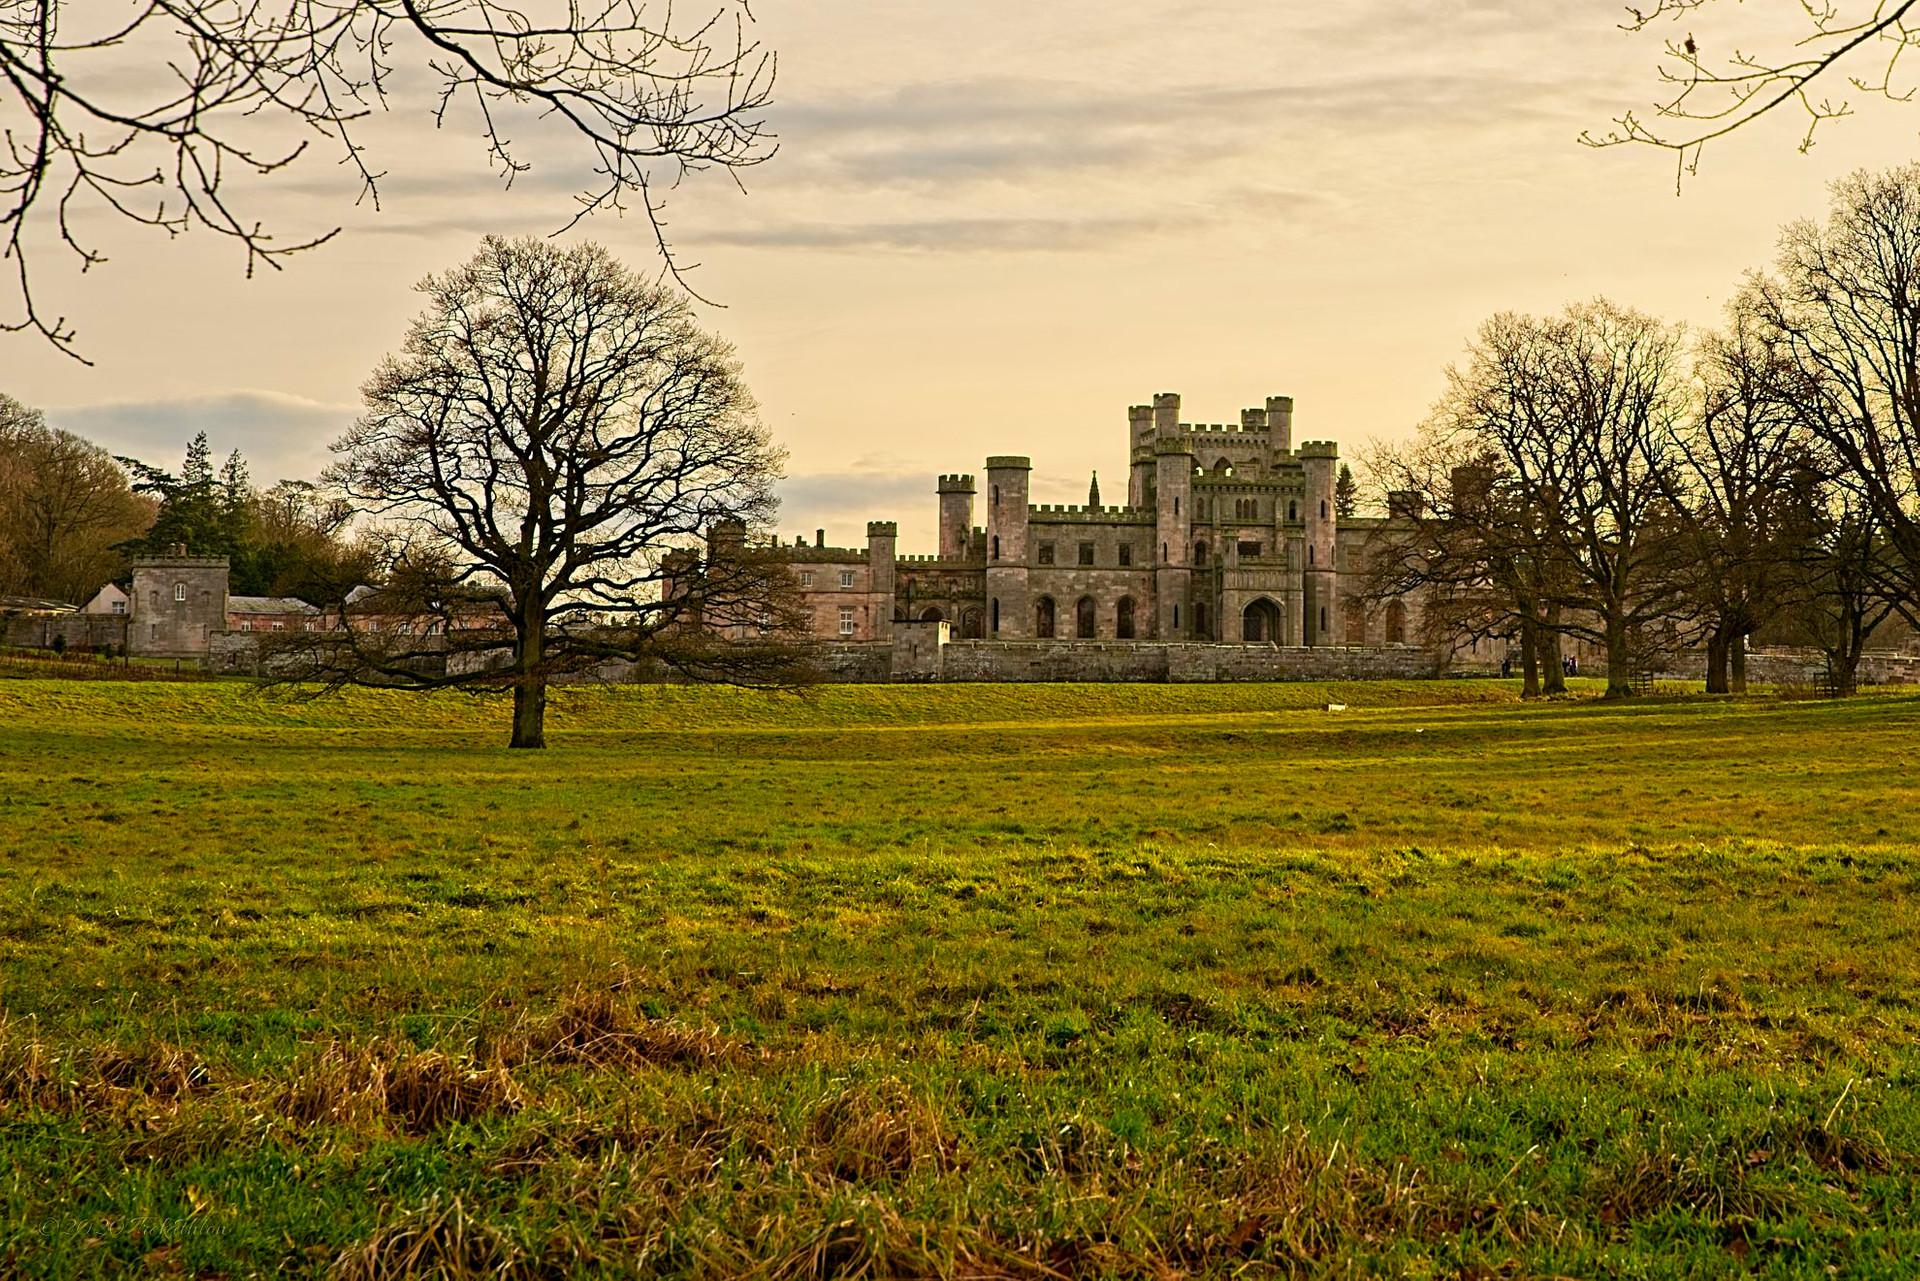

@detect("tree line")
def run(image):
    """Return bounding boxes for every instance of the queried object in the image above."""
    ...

[0,408,376,609]
[1366,164,1920,700]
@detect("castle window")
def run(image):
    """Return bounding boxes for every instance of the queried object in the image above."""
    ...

[1173,604,1180,629]
[111,601,125,615]
[1036,596,1056,638]
[840,570,855,588]
[1174,497,1180,516]
[990,600,999,633]
[1385,600,1407,645]
[1240,541,1263,558]
[1117,597,1136,640]
[839,607,856,636]
[1118,543,1132,566]
[1321,500,1329,519]
[1193,541,1208,566]
[1038,542,1055,565]
[173,583,186,602]
[1195,602,1209,638]
[1288,501,1298,521]
[801,571,814,587]
[1076,596,1096,639]
[1077,542,1095,566]
[992,535,1001,560]
[1162,542,1168,562]
[993,485,1000,507]
[1235,498,1258,521]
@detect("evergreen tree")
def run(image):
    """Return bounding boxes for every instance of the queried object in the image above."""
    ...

[1335,463,1359,518]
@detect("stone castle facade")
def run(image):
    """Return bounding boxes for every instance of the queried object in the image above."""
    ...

[774,392,1421,652]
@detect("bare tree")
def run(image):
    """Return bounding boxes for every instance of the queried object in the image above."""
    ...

[1660,317,1802,693]
[312,235,809,749]
[1362,434,1572,698]
[0,1,774,361]
[1773,463,1908,695]
[1589,1,1920,181]
[0,392,154,602]
[1743,166,1920,600]
[1412,302,1694,698]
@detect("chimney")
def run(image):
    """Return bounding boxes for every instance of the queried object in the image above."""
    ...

[815,528,826,548]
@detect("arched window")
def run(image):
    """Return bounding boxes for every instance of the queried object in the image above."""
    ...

[1116,597,1136,639]
[1385,600,1407,645]
[1162,541,1169,562]
[1321,500,1328,518]
[173,583,186,602]
[992,485,1000,507]
[1288,501,1297,521]
[920,607,943,623]
[1195,602,1209,639]
[1076,596,1097,639]
[1036,596,1056,639]
[1308,545,1314,565]
[963,607,986,639]
[1194,541,1208,566]
[991,534,1001,560]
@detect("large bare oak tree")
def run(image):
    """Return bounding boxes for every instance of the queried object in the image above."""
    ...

[313,235,807,749]
[0,0,773,360]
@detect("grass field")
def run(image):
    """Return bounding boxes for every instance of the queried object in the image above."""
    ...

[1,678,1917,1277]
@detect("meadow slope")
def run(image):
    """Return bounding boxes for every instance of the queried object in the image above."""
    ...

[0,679,1915,1277]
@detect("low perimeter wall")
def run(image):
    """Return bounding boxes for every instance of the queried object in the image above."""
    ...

[815,633,1454,684]
[2,614,128,652]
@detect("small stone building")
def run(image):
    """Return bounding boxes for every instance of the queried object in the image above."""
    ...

[129,550,229,658]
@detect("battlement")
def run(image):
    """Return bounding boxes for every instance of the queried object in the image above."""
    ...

[1181,422,1271,435]
[897,553,985,564]
[1297,440,1340,459]
[1028,504,1155,523]
[937,473,976,492]
[1152,437,1195,457]
[984,455,1032,471]
[866,521,898,538]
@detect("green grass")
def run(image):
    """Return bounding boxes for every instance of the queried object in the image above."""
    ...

[1,678,1917,1277]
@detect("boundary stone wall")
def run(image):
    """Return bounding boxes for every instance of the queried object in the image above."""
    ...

[2,614,129,652]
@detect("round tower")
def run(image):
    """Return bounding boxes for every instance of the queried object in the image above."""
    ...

[1153,436,1194,639]
[936,474,975,559]
[1299,440,1338,646]
[867,521,898,641]
[1127,404,1155,507]
[984,456,1032,637]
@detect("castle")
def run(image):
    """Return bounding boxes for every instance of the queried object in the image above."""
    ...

[776,391,1419,652]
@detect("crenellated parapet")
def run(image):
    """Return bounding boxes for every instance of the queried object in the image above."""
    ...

[1029,504,1155,524]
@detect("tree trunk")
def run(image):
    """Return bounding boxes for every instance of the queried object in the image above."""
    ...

[1604,614,1633,699]
[509,610,547,749]
[1539,627,1566,695]
[1730,635,1748,694]
[1704,631,1730,695]
[1520,616,1541,699]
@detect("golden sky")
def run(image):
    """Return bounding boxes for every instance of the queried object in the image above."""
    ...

[8,1,1919,551]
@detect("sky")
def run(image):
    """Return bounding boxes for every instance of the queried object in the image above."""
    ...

[9,1,1920,552]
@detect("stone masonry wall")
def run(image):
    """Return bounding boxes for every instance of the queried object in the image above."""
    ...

[2,614,130,651]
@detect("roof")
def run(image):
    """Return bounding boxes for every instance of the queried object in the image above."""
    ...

[228,595,321,615]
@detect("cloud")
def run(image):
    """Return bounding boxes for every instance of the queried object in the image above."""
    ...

[696,212,1188,253]
[776,467,938,548]
[46,390,355,486]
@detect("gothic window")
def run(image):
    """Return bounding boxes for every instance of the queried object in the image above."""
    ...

[1116,597,1136,639]
[1077,542,1095,566]
[1193,541,1208,566]
[1195,602,1209,638]
[1308,545,1315,565]
[1118,543,1133,566]
[920,607,943,622]
[1385,600,1407,645]
[1038,542,1055,565]
[1174,497,1181,516]
[1288,500,1298,521]
[1321,500,1329,518]
[1076,596,1096,638]
[992,535,1001,560]
[963,607,986,639]
[1036,596,1056,638]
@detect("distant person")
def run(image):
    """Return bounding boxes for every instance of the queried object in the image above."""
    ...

[1500,655,1511,678]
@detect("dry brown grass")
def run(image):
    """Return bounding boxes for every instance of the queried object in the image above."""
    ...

[280,1041,524,1136]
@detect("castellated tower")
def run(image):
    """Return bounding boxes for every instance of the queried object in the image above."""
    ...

[983,455,1031,637]
[937,474,974,559]
[1267,395,1295,454]
[867,521,897,641]
[1153,434,1193,639]
[1299,440,1338,646]
[1126,403,1155,507]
